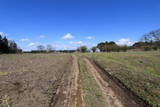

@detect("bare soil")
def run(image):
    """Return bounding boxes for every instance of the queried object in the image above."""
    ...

[0,54,72,107]
[50,55,84,107]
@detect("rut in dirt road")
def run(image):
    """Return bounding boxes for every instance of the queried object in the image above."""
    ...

[49,55,84,107]
[84,58,123,107]
[84,58,146,107]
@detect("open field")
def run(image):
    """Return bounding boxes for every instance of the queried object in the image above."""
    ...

[0,51,160,107]
[0,54,74,107]
[82,51,160,106]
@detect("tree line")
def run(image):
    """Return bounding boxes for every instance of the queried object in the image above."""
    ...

[0,35,22,53]
[134,29,160,51]
[30,45,76,53]
[77,29,160,52]
[32,29,160,53]
[77,42,129,53]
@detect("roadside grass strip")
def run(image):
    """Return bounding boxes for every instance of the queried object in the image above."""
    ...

[79,59,108,107]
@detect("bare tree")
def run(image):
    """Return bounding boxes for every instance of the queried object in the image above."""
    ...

[141,29,160,42]
[47,44,54,52]
[37,45,45,51]
[8,40,18,53]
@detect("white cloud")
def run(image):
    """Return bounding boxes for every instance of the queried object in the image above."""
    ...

[52,43,76,50]
[0,32,7,36]
[70,41,83,45]
[86,36,94,40]
[62,33,74,40]
[28,42,37,47]
[20,38,29,42]
[62,45,74,50]
[39,35,46,39]
[43,41,97,50]
[116,38,133,46]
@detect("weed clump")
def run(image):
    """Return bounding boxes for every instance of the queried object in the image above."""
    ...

[0,95,12,107]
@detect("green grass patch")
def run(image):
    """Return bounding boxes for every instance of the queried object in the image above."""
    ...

[0,95,12,107]
[0,72,10,76]
[78,58,108,107]
[81,51,160,107]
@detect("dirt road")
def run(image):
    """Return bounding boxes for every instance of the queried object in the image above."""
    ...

[49,55,84,107]
[0,54,146,107]
[84,58,124,107]
[83,58,146,107]
[55,56,146,107]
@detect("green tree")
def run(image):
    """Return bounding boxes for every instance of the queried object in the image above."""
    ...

[77,46,87,53]
[91,46,97,52]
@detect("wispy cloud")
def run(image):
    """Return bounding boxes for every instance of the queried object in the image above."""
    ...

[28,42,37,47]
[20,38,29,42]
[52,43,76,50]
[62,33,74,40]
[39,35,46,39]
[70,41,83,45]
[0,32,7,36]
[116,38,133,46]
[86,36,94,40]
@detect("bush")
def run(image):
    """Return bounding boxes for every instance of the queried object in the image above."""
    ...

[91,47,97,52]
[77,46,88,53]
[152,46,158,51]
[144,46,151,51]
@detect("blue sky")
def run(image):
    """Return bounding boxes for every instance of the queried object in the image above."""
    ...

[0,0,160,50]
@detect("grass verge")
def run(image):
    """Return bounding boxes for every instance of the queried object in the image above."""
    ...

[78,58,108,107]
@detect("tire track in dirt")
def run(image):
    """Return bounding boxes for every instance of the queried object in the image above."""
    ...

[50,55,84,107]
[84,58,145,107]
[68,55,84,107]
[84,58,123,107]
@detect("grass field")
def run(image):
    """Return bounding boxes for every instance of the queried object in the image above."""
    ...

[82,51,160,106]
